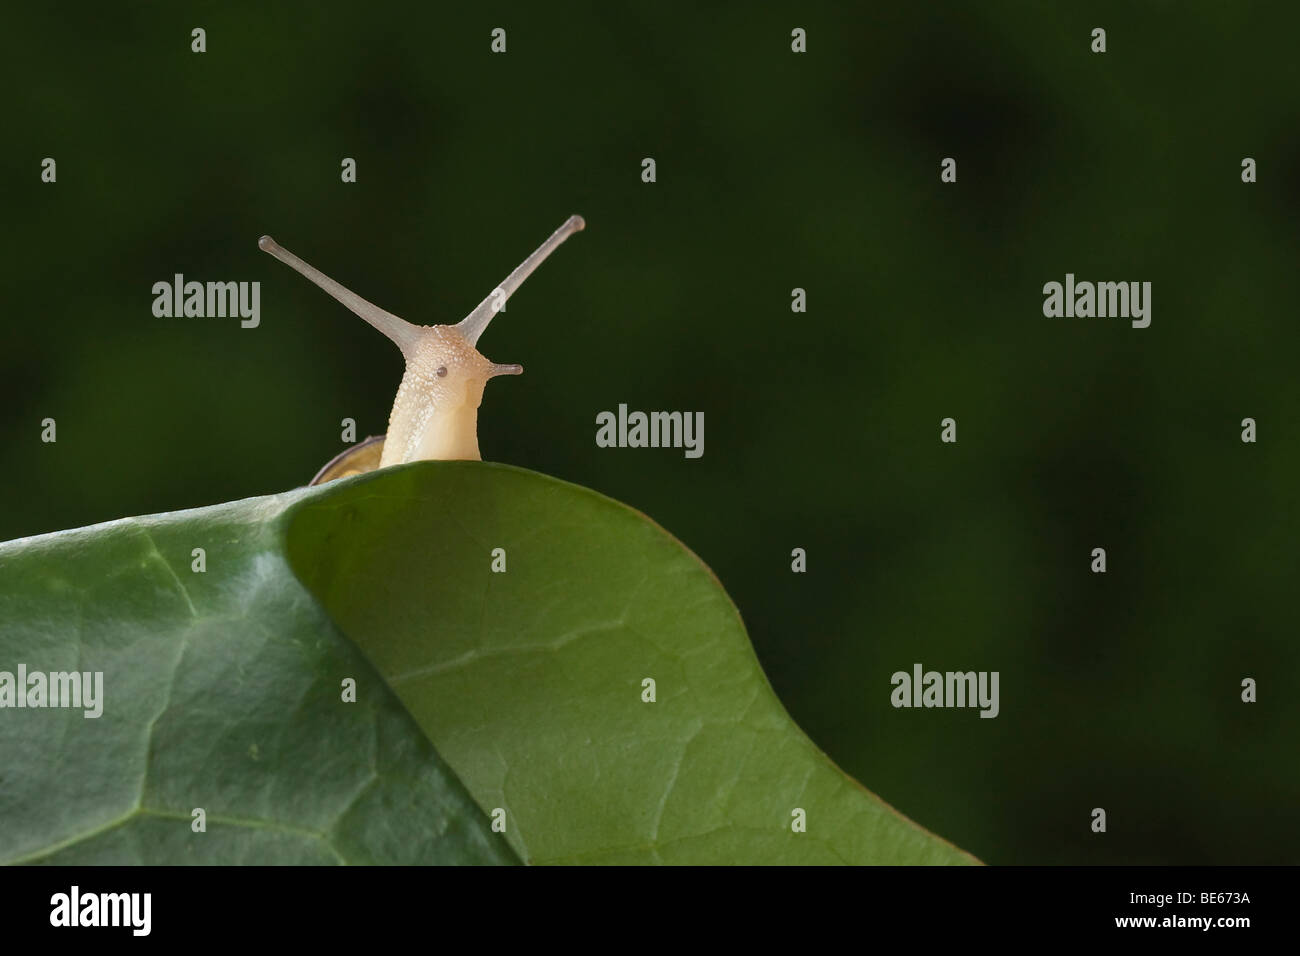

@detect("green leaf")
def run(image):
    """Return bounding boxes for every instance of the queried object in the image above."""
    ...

[1,461,974,865]
[287,462,977,864]
[0,491,517,865]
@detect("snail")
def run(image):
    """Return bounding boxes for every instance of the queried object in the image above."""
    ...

[258,215,585,484]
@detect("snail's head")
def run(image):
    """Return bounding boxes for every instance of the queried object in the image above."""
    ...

[403,324,522,412]
[259,215,583,464]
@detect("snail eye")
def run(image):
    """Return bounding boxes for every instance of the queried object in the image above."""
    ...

[436,366,448,378]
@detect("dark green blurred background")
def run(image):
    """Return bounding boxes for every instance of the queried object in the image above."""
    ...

[4,2,1297,864]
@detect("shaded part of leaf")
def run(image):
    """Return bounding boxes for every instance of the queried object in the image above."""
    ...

[286,461,978,865]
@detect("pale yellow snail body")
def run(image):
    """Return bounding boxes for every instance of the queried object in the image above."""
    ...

[258,215,584,483]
